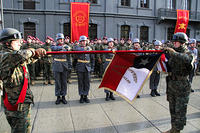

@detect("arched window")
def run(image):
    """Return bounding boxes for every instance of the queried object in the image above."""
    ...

[167,27,175,41]
[121,0,130,6]
[23,0,35,9]
[24,22,36,40]
[121,25,130,40]
[63,23,71,38]
[140,0,149,8]
[89,24,97,40]
[140,26,149,42]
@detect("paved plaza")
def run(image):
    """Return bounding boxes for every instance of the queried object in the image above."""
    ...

[0,73,200,133]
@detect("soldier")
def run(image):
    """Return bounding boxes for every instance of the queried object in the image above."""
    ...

[22,36,37,85]
[51,33,70,105]
[188,39,198,92]
[75,35,91,103]
[149,40,161,97]
[117,38,128,50]
[0,28,46,133]
[163,32,194,133]
[42,36,54,85]
[103,38,116,101]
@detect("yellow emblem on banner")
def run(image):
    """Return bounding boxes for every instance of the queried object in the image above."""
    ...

[73,11,87,26]
[178,23,186,29]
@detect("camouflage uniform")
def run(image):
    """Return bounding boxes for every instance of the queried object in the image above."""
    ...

[166,45,193,131]
[0,47,35,133]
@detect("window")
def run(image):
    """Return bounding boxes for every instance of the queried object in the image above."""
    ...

[23,0,35,9]
[89,24,97,40]
[186,0,191,10]
[167,27,175,41]
[140,0,149,8]
[168,0,176,9]
[121,25,130,40]
[88,0,97,4]
[140,26,149,42]
[121,0,130,6]
[24,22,36,40]
[63,23,71,38]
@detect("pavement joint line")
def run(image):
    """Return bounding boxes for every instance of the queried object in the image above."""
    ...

[91,92,119,133]
[31,82,45,133]
[128,102,162,133]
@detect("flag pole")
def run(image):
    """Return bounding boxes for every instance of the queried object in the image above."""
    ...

[0,0,4,29]
[47,50,164,55]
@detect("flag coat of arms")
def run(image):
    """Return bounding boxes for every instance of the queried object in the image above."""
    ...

[99,53,162,103]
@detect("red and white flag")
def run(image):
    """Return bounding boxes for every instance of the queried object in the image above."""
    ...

[157,53,168,72]
[99,53,161,103]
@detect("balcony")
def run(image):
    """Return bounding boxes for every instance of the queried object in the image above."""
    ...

[158,8,200,22]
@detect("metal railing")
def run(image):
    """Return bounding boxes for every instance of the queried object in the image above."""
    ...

[158,8,200,21]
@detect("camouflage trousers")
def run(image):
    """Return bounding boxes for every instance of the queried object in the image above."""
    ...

[4,104,31,133]
[167,77,190,131]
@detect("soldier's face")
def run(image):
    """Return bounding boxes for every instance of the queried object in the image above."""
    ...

[108,42,114,48]
[80,40,87,47]
[57,39,64,44]
[173,41,181,48]
[10,39,22,51]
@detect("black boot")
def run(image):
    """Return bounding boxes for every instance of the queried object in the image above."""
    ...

[109,92,115,100]
[84,95,90,103]
[105,93,110,101]
[154,89,160,96]
[62,96,67,104]
[55,96,61,105]
[191,89,194,92]
[150,90,156,97]
[137,95,140,98]
[80,95,84,103]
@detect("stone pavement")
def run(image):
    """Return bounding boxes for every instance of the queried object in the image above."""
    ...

[0,73,200,133]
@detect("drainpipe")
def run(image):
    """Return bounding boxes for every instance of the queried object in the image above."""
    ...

[0,0,4,29]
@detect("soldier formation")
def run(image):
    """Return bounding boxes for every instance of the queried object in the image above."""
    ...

[0,28,199,133]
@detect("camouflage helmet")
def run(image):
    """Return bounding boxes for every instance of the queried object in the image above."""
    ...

[154,40,162,46]
[56,33,64,40]
[0,28,22,43]
[172,32,188,44]
[133,38,140,43]
[79,35,87,42]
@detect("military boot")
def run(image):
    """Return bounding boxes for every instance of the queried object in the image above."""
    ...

[84,95,90,103]
[55,96,61,105]
[61,96,67,104]
[105,93,110,101]
[154,89,160,96]
[80,95,84,103]
[150,90,156,97]
[109,92,115,100]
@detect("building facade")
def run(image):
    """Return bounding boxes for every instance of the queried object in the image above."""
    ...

[2,0,200,42]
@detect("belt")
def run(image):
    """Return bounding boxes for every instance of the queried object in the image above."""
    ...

[168,73,187,80]
[54,58,66,62]
[106,59,112,62]
[77,59,90,63]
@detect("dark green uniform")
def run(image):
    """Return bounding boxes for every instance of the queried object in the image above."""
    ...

[166,45,193,131]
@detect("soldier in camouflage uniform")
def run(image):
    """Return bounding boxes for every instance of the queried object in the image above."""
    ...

[163,32,193,133]
[0,28,46,133]
[42,36,54,85]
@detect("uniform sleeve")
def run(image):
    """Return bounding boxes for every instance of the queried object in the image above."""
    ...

[0,50,33,80]
[170,52,193,65]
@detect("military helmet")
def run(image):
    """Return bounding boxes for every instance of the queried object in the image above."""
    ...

[79,35,87,42]
[133,38,140,43]
[188,38,196,44]
[154,40,162,46]
[107,38,114,43]
[56,33,64,40]
[172,32,188,44]
[0,28,22,42]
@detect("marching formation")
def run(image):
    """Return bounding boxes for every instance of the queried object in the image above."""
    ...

[0,28,199,133]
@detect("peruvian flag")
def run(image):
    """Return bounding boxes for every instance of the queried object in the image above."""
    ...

[99,53,161,103]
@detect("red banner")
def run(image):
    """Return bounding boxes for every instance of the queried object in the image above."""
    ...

[174,9,189,33]
[71,2,90,42]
